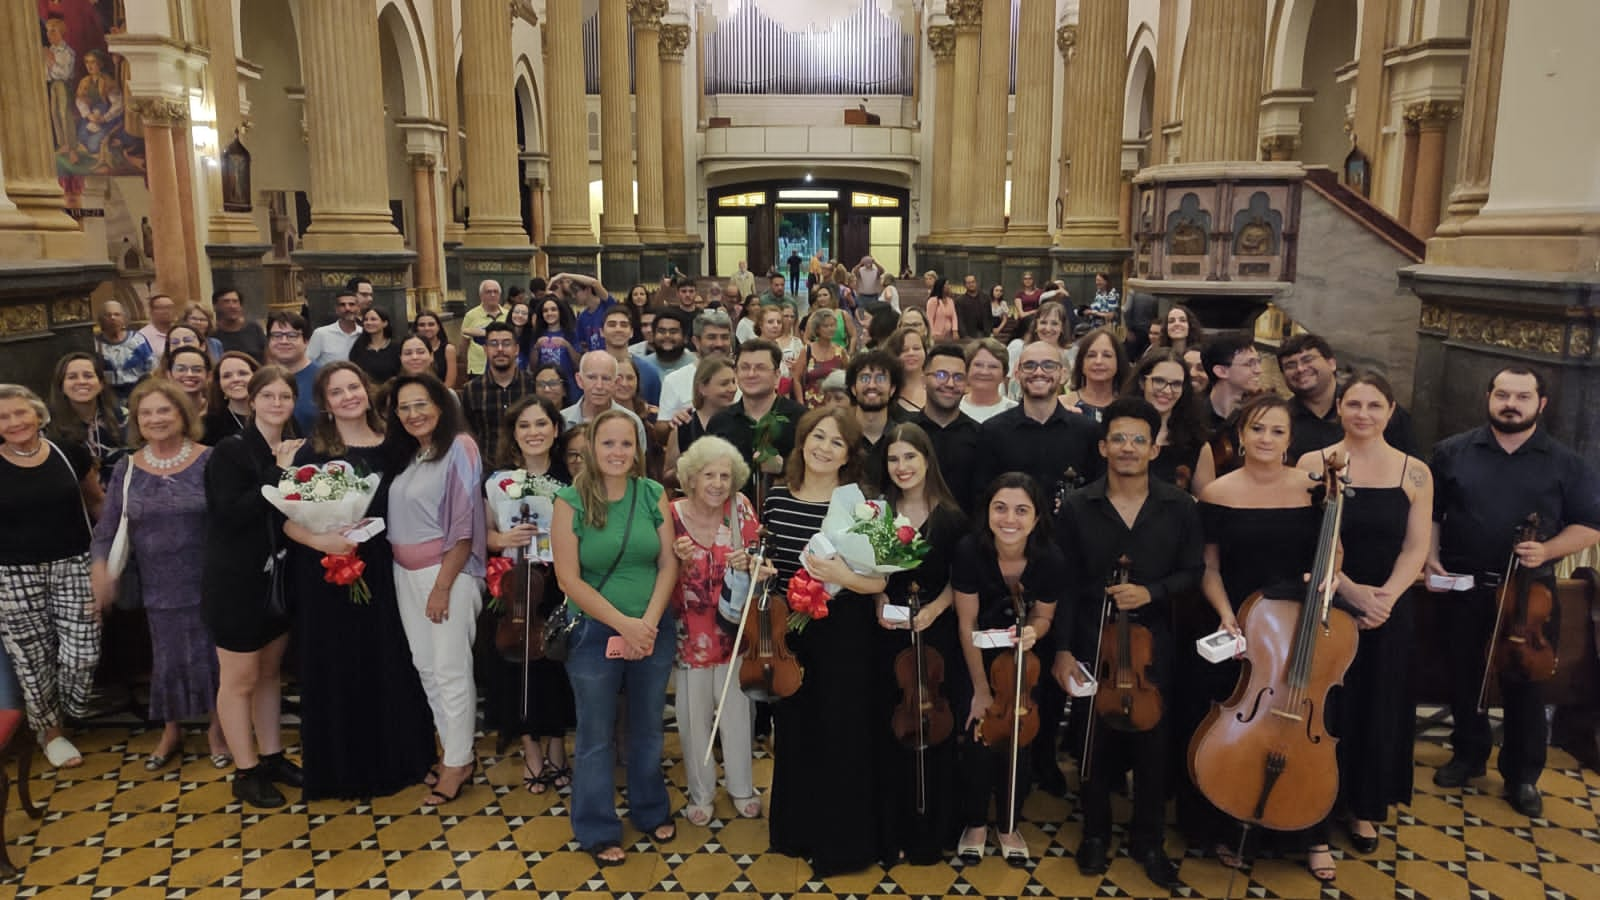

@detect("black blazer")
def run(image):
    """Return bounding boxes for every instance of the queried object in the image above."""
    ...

[202,427,284,609]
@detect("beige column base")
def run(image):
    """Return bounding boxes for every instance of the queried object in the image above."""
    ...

[206,211,265,246]
[1001,226,1053,248]
[1425,213,1600,272]
[301,213,408,254]
[1056,218,1124,249]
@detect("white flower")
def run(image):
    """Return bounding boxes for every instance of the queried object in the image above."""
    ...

[506,483,525,499]
[311,479,333,500]
[278,478,295,494]
[893,514,912,528]
[854,502,879,521]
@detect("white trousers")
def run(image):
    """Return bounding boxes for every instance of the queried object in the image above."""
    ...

[673,663,754,808]
[393,564,480,767]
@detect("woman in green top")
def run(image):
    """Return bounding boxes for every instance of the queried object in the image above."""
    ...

[551,409,679,867]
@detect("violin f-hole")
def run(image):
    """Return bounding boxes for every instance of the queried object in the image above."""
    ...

[1234,687,1273,724]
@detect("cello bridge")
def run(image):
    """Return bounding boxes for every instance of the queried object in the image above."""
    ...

[1269,709,1304,722]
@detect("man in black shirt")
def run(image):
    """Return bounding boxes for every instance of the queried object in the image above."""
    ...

[212,288,268,361]
[977,341,1103,509]
[1201,334,1260,433]
[1426,366,1600,817]
[707,339,805,504]
[1053,398,1200,887]
[914,343,981,509]
[1276,334,1418,459]
[847,349,904,489]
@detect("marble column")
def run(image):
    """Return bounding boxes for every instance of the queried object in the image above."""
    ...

[1054,1,1129,299]
[1406,100,1459,239]
[0,0,85,252]
[202,0,262,244]
[457,0,533,305]
[294,0,412,328]
[436,0,466,248]
[926,24,956,264]
[1149,0,1176,165]
[945,0,982,251]
[999,0,1054,294]
[411,153,442,311]
[135,100,193,303]
[600,0,642,287]
[1437,0,1509,232]
[631,0,669,277]
[1396,120,1420,227]
[171,124,203,304]
[969,0,1010,252]
[543,0,599,277]
[1054,24,1076,239]
[659,22,700,276]
[1180,0,1268,162]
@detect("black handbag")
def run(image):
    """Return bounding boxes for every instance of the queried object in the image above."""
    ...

[542,482,638,662]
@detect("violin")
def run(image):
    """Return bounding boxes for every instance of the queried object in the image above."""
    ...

[1187,452,1358,832]
[1091,555,1162,733]
[494,501,547,665]
[892,583,954,815]
[738,532,803,701]
[978,583,1040,835]
[1478,514,1558,711]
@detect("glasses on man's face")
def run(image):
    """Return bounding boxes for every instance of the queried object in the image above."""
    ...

[171,365,207,376]
[1146,375,1183,394]
[927,370,966,386]
[486,340,517,350]
[1106,432,1151,447]
[1018,360,1062,374]
[269,331,302,342]
[1230,356,1263,370]
[856,372,890,386]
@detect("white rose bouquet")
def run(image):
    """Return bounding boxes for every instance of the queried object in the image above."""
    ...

[261,460,380,603]
[487,469,565,563]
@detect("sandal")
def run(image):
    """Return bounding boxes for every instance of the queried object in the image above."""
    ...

[684,803,713,827]
[1213,842,1246,870]
[209,752,233,769]
[421,760,477,808]
[1307,845,1337,884]
[589,841,625,868]
[144,751,175,772]
[523,759,548,795]
[423,764,441,787]
[548,763,572,789]
[732,793,762,819]
[646,820,677,845]
[43,736,83,769]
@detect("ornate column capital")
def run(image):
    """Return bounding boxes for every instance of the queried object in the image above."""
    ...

[130,97,189,126]
[928,24,955,60]
[1057,24,1077,59]
[948,0,982,31]
[1259,134,1299,159]
[660,23,691,60]
[627,0,667,30]
[1404,99,1460,130]
[408,152,438,172]
[511,0,538,27]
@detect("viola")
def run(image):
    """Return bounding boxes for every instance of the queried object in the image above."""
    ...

[891,583,954,815]
[494,501,547,664]
[738,532,803,701]
[977,583,1040,835]
[1091,555,1162,733]
[1187,452,1358,832]
[1478,514,1558,711]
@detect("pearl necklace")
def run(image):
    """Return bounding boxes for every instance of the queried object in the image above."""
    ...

[3,440,42,458]
[142,440,193,471]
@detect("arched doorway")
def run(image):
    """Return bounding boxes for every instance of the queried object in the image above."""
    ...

[708,177,909,280]
[1298,0,1358,170]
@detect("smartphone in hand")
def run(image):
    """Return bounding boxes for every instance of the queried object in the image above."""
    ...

[605,636,627,659]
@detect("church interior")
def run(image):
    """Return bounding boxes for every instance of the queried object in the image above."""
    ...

[0,0,1598,897]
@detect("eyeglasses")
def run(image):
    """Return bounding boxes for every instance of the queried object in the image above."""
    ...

[927,370,966,386]
[535,379,564,389]
[1230,356,1263,369]
[269,331,302,342]
[1018,360,1063,374]
[1107,433,1151,447]
[395,401,435,415]
[856,372,890,385]
[1146,375,1184,394]
[485,340,517,350]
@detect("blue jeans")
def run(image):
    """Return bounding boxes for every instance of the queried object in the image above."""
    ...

[565,613,676,849]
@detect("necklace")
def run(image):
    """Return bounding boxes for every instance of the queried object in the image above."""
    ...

[3,440,42,458]
[142,439,193,470]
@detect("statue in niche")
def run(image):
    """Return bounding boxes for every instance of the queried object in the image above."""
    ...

[1166,192,1209,256]
[140,215,153,261]
[1344,145,1371,197]
[221,134,252,213]
[1232,191,1281,257]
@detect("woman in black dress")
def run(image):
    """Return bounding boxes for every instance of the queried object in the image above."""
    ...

[763,407,889,877]
[202,352,262,446]
[870,424,966,865]
[283,362,435,800]
[45,352,126,488]
[950,473,1063,867]
[1122,350,1207,490]
[1186,394,1324,876]
[202,366,303,807]
[349,308,403,385]
[1296,372,1431,857]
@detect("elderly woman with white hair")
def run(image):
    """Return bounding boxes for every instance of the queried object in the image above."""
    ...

[668,435,773,825]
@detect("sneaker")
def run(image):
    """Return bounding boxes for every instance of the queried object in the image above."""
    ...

[232,766,287,809]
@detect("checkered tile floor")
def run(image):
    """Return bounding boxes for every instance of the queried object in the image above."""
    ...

[2,707,1598,899]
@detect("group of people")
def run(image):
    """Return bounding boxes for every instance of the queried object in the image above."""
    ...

[0,267,1595,888]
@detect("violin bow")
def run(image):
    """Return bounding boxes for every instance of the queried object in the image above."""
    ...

[909,582,927,815]
[1005,582,1027,836]
[517,501,533,721]
[1080,574,1115,783]
[705,529,768,766]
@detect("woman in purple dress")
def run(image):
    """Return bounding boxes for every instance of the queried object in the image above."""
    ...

[90,379,228,770]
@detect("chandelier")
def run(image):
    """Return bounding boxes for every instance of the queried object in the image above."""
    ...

[711,0,920,33]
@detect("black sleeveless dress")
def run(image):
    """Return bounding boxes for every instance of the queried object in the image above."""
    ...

[1335,476,1416,821]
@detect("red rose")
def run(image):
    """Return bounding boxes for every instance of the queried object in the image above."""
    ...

[295,465,317,483]
[896,525,915,544]
[284,493,302,501]
[498,478,515,491]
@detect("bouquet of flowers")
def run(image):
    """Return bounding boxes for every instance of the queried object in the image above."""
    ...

[487,469,566,564]
[262,461,380,604]
[788,484,931,632]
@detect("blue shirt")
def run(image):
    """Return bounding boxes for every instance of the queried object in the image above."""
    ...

[291,362,321,437]
[575,297,617,352]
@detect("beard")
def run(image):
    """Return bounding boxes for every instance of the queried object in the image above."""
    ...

[1488,407,1539,434]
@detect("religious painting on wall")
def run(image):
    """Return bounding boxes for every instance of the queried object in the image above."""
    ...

[39,0,146,199]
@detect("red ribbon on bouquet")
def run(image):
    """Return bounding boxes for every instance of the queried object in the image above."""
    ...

[321,550,371,604]
[485,556,514,600]
[786,569,832,632]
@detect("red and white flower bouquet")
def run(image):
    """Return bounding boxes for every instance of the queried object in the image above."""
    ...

[262,461,381,603]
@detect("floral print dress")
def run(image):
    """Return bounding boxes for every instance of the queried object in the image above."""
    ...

[669,493,759,668]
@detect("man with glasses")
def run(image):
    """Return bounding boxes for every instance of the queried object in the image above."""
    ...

[462,321,535,460]
[1053,397,1199,889]
[561,351,648,447]
[658,309,734,420]
[348,276,375,311]
[1276,333,1417,459]
[1200,334,1262,431]
[845,349,904,485]
[707,338,804,502]
[307,291,362,366]
[913,343,981,510]
[265,311,320,433]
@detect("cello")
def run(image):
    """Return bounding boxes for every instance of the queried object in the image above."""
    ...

[1082,555,1162,779]
[1477,514,1558,712]
[892,583,954,814]
[978,583,1040,835]
[1187,453,1358,833]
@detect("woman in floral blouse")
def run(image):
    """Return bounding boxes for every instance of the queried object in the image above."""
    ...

[668,435,772,825]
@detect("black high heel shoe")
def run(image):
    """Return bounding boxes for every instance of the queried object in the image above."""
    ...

[1341,817,1379,855]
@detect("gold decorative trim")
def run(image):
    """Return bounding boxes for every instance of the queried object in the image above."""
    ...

[0,304,50,337]
[626,0,668,30]
[949,0,983,31]
[51,297,93,324]
[1403,100,1460,129]
[928,25,955,61]
[1057,24,1077,57]
[1570,324,1594,359]
[317,271,406,288]
[1449,311,1563,355]
[1260,135,1299,158]
[1419,303,1448,332]
[129,97,188,126]
[659,24,691,60]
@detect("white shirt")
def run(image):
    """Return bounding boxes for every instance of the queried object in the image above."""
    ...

[307,321,360,366]
[561,400,649,448]
[960,395,1017,423]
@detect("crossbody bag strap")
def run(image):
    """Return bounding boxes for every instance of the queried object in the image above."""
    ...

[592,479,640,594]
[45,439,95,534]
